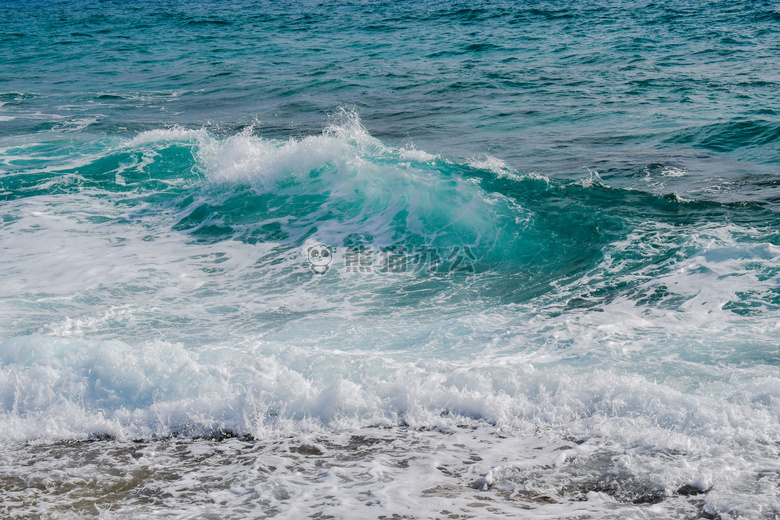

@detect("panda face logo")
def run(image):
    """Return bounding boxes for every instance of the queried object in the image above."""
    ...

[307,244,334,274]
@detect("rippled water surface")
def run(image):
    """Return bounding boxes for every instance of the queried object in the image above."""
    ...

[1,1,779,518]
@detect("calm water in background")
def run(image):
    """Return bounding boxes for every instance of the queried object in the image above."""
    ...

[1,1,780,518]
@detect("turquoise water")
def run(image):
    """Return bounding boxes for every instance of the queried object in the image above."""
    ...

[1,1,780,518]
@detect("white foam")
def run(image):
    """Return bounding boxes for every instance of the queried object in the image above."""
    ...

[197,129,353,188]
[37,307,130,337]
[0,331,778,517]
[53,117,98,132]
[661,166,688,177]
[400,147,437,162]
[127,126,210,147]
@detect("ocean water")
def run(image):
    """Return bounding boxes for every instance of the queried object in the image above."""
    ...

[1,0,780,518]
